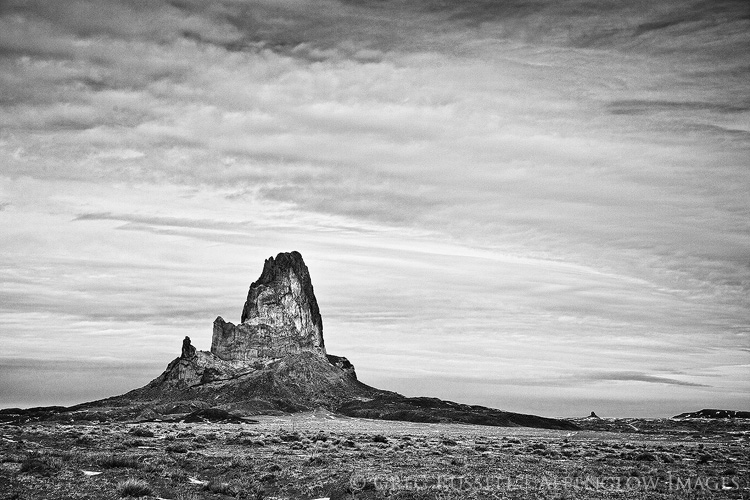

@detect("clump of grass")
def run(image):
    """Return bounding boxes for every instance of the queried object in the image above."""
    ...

[118,478,154,498]
[306,455,326,466]
[279,432,300,442]
[229,456,252,469]
[20,453,62,476]
[76,434,94,445]
[312,432,328,442]
[99,454,139,469]
[174,492,199,500]
[129,427,154,438]
[204,480,239,496]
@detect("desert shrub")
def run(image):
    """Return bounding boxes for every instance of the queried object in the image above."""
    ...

[76,434,94,445]
[176,431,195,439]
[475,445,489,452]
[124,439,144,448]
[342,440,356,448]
[635,452,657,461]
[372,435,388,443]
[441,438,457,446]
[20,453,62,476]
[698,454,712,464]
[229,456,251,469]
[203,432,218,440]
[388,492,438,500]
[312,432,328,442]
[129,427,154,438]
[660,453,675,463]
[306,455,326,466]
[279,432,300,442]
[99,454,140,469]
[174,492,199,500]
[204,480,239,496]
[241,439,265,447]
[118,478,154,498]
[166,444,188,454]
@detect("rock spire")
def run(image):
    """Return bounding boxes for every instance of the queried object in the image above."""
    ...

[211,251,326,362]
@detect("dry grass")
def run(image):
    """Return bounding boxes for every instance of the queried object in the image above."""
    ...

[1,414,748,499]
[117,478,154,497]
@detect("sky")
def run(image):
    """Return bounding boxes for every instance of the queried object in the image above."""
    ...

[0,0,748,418]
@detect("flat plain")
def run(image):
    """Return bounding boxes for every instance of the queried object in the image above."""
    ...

[1,411,748,500]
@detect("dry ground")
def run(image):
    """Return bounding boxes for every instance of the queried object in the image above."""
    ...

[1,412,748,500]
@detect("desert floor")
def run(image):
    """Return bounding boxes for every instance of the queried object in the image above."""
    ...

[1,412,748,499]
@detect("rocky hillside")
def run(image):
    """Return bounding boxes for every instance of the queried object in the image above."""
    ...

[673,409,750,419]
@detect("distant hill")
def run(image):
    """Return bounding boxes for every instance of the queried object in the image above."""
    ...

[673,409,750,419]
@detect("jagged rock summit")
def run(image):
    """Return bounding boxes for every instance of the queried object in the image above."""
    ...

[143,251,357,395]
[213,251,326,362]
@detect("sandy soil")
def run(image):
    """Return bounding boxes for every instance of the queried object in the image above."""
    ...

[1,412,748,499]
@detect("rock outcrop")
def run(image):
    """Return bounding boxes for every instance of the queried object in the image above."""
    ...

[133,251,358,398]
[673,409,750,419]
[96,250,577,430]
[213,251,326,362]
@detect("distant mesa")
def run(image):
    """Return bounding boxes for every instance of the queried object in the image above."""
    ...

[673,409,750,419]
[2,251,577,430]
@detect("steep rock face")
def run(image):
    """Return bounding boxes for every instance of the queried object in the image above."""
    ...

[212,251,326,362]
[142,252,352,396]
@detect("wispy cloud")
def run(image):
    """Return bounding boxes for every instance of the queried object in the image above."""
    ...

[0,0,748,415]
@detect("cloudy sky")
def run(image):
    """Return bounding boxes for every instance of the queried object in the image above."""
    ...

[1,0,748,417]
